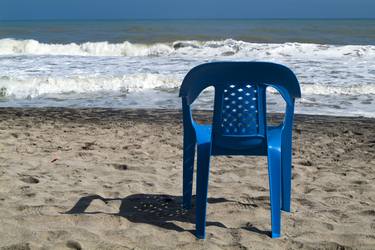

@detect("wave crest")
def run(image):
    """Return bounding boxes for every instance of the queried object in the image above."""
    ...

[1,74,374,99]
[0,38,173,56]
[0,74,180,99]
[1,38,375,59]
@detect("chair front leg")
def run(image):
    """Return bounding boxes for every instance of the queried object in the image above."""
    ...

[281,137,292,212]
[281,103,294,212]
[195,142,212,239]
[267,138,282,238]
[182,134,196,210]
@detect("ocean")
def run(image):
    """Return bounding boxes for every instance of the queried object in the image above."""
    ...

[0,19,374,117]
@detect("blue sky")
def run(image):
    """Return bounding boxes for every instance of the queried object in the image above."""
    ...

[1,0,374,20]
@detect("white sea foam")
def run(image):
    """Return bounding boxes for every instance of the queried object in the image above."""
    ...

[1,38,375,59]
[0,38,374,117]
[0,38,173,56]
[1,72,374,99]
[0,74,180,99]
[301,84,375,96]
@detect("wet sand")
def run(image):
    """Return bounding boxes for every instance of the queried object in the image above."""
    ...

[0,108,374,249]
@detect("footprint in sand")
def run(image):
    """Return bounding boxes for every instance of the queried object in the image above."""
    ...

[352,180,368,185]
[249,185,266,192]
[229,228,241,244]
[234,199,259,210]
[24,192,36,198]
[20,185,36,197]
[77,151,93,159]
[10,132,19,138]
[81,142,96,150]
[323,222,334,231]
[17,205,46,216]
[304,186,316,194]
[66,240,82,250]
[1,243,31,249]
[359,210,375,216]
[20,176,39,184]
[319,242,351,250]
[17,204,60,216]
[47,230,69,241]
[298,160,313,166]
[95,241,126,250]
[293,241,349,250]
[296,198,316,209]
[323,187,337,193]
[323,196,351,206]
[246,196,270,208]
[111,163,128,170]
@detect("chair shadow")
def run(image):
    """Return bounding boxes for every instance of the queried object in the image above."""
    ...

[64,193,270,237]
[65,194,230,234]
[241,225,272,238]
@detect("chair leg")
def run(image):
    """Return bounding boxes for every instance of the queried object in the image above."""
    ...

[183,140,196,210]
[267,147,282,238]
[281,143,292,212]
[195,142,211,239]
[282,103,295,212]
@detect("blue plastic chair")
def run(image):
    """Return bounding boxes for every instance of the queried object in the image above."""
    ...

[180,62,301,239]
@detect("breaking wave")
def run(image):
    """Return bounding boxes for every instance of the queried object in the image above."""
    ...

[0,38,173,57]
[1,74,374,100]
[1,38,375,59]
[0,74,180,99]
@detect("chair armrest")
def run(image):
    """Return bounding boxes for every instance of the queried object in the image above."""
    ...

[182,97,213,145]
[182,97,196,132]
[266,91,295,150]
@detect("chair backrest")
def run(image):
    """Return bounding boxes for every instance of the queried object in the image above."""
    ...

[211,82,268,152]
[214,83,265,136]
[180,62,301,154]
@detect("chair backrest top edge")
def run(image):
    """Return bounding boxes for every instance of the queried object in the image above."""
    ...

[179,61,301,105]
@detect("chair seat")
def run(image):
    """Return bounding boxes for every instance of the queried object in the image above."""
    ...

[214,135,266,150]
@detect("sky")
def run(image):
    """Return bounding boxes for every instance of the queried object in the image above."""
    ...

[0,0,375,20]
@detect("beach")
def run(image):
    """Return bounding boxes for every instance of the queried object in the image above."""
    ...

[0,107,374,249]
[0,18,375,250]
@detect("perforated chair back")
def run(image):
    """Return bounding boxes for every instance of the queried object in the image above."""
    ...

[212,83,267,153]
[219,84,262,136]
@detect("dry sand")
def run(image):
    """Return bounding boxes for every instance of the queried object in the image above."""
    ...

[0,108,374,249]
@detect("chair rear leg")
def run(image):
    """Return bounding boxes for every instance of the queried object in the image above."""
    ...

[183,140,196,210]
[267,147,282,238]
[282,103,295,212]
[195,142,211,239]
[281,145,292,212]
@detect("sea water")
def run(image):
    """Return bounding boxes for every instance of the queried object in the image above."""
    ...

[0,19,374,117]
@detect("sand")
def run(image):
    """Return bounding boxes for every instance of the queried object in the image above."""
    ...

[0,108,374,249]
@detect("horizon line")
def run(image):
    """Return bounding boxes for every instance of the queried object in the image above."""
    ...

[1,17,375,22]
